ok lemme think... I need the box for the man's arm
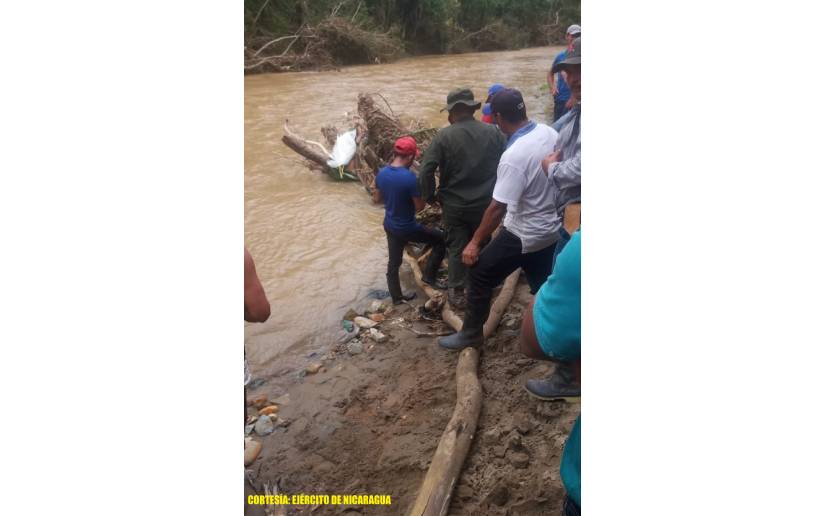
[547,69,558,97]
[371,172,384,204]
[548,54,562,96]
[244,248,270,323]
[461,199,507,266]
[547,147,581,190]
[417,137,442,204]
[413,196,426,212]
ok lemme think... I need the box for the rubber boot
[438,327,483,350]
[524,361,580,401]
[422,250,447,290]
[438,307,484,351]
[387,272,416,305]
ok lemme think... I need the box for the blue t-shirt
[561,416,581,507]
[552,50,572,102]
[375,165,421,233]
[533,230,580,360]
[533,230,581,507]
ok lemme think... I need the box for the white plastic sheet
[325,129,357,168]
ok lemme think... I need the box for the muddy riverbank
[244,277,579,515]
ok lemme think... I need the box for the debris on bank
[282,93,437,206]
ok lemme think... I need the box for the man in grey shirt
[545,36,581,219]
[525,36,582,401]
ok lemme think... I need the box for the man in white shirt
[440,89,564,351]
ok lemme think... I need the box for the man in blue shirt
[520,231,581,515]
[373,136,447,304]
[547,24,581,122]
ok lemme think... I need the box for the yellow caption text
[247,494,392,506]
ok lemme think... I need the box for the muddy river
[244,45,563,384]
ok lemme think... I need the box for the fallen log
[417,248,432,266]
[403,249,519,515]
[410,328,455,338]
[408,347,482,516]
[403,249,462,331]
[281,119,331,167]
[482,270,519,338]
[402,249,519,336]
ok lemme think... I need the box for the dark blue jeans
[385,226,446,291]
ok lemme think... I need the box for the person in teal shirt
[520,230,581,514]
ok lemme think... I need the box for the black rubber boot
[438,328,483,350]
[524,362,580,401]
[422,248,447,290]
[438,307,484,351]
[387,272,416,305]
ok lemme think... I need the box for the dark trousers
[554,99,570,123]
[442,205,487,289]
[386,226,446,298]
[563,495,580,516]
[463,228,557,332]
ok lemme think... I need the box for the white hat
[566,24,581,36]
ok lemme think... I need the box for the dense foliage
[244,0,580,72]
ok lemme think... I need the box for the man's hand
[462,240,481,266]
[551,85,559,97]
[542,151,562,175]
[565,96,575,109]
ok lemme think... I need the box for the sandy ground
[244,274,579,515]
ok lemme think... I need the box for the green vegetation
[244,0,580,73]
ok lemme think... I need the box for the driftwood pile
[245,16,404,74]
[282,93,437,191]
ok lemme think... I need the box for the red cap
[393,136,420,158]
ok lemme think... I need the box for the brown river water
[244,45,563,384]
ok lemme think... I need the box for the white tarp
[325,129,358,168]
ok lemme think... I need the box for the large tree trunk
[407,347,482,516]
[403,250,520,515]
[482,270,519,338]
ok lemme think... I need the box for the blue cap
[482,103,492,116]
[488,83,505,97]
